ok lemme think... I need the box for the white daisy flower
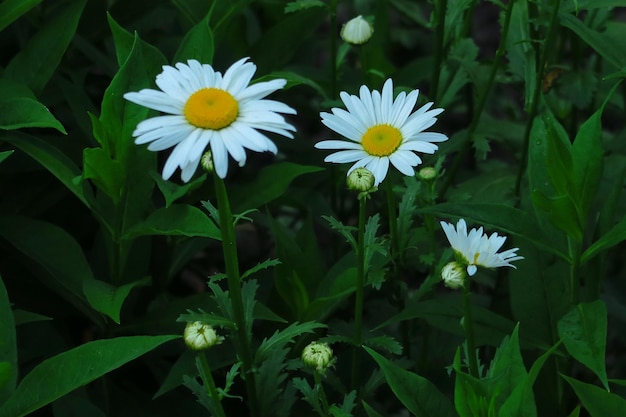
[124,58,296,181]
[440,219,523,276]
[315,79,447,186]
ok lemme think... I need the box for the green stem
[314,371,331,416]
[330,0,338,99]
[568,237,581,306]
[515,0,562,197]
[198,351,227,417]
[212,174,259,417]
[430,0,448,101]
[385,181,399,262]
[351,194,367,390]
[440,0,516,198]
[462,283,479,378]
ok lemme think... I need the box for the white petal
[315,140,362,150]
[325,150,367,163]
[210,136,229,178]
[124,90,184,114]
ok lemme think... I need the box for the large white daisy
[315,78,447,186]
[440,219,523,276]
[124,58,296,181]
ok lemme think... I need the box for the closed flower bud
[341,16,374,45]
[347,167,376,192]
[201,151,214,173]
[302,341,334,373]
[418,166,437,181]
[184,321,224,351]
[441,261,466,290]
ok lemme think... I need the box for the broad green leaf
[506,0,535,110]
[362,401,385,417]
[82,147,125,203]
[123,204,221,240]
[582,214,626,263]
[0,87,65,132]
[0,277,17,403]
[4,0,86,93]
[557,301,609,390]
[173,11,214,64]
[153,350,196,399]
[531,191,582,242]
[365,346,458,417]
[559,13,626,69]
[255,321,325,364]
[0,151,12,165]
[0,0,42,32]
[374,297,518,348]
[107,13,167,69]
[153,171,206,208]
[489,325,528,398]
[562,375,626,417]
[416,203,569,262]
[0,335,178,417]
[0,216,101,324]
[1,131,92,208]
[561,0,626,12]
[83,277,151,324]
[230,162,323,212]
[52,393,106,417]
[284,0,326,13]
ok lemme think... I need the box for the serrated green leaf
[0,0,42,32]
[293,377,325,416]
[241,259,281,280]
[83,277,151,324]
[365,346,458,417]
[0,335,178,417]
[124,204,221,240]
[176,309,235,329]
[255,321,326,364]
[562,375,626,417]
[4,0,86,93]
[364,335,403,355]
[558,301,609,391]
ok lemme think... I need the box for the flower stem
[314,371,331,416]
[212,174,259,417]
[198,351,227,417]
[462,283,479,378]
[351,193,367,390]
[430,0,448,101]
[568,237,581,306]
[329,0,338,99]
[515,0,561,197]
[440,0,515,198]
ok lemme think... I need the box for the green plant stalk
[515,0,562,197]
[430,0,448,101]
[213,174,259,417]
[351,193,367,390]
[440,0,516,198]
[330,0,338,99]
[198,351,227,417]
[462,283,480,378]
[568,237,581,306]
[314,371,331,416]
[385,181,399,263]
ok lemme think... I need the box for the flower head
[124,58,296,181]
[315,79,447,186]
[441,261,466,290]
[302,341,335,374]
[184,321,224,351]
[341,15,374,45]
[440,219,523,276]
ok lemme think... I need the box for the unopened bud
[341,16,374,45]
[184,321,224,351]
[302,341,334,373]
[441,261,466,290]
[418,166,437,181]
[347,167,375,192]
[201,151,214,173]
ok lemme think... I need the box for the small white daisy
[315,79,447,186]
[440,219,523,276]
[124,58,296,181]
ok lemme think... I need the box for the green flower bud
[341,16,374,45]
[347,167,376,192]
[201,151,214,173]
[184,321,224,351]
[302,341,334,373]
[441,261,466,290]
[418,166,437,181]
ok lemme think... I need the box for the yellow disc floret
[361,124,402,156]
[184,88,239,130]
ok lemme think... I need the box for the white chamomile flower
[124,58,296,181]
[440,219,523,276]
[315,79,447,186]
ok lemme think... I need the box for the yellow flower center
[361,124,402,156]
[184,88,239,130]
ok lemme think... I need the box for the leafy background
[1,0,626,416]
